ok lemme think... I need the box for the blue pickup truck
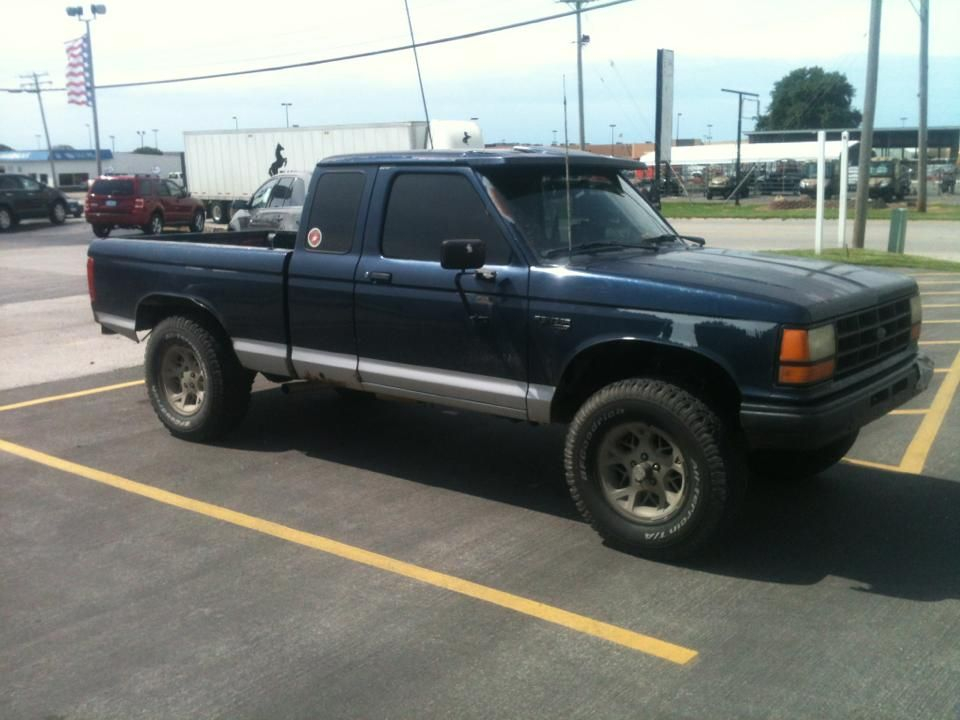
[87,148,933,558]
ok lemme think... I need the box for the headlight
[778,324,836,385]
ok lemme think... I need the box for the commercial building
[0,149,185,190]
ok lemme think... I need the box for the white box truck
[183,120,483,223]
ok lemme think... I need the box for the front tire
[189,208,205,232]
[564,379,743,559]
[50,201,67,225]
[145,315,253,441]
[0,207,13,232]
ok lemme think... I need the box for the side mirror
[441,239,486,270]
[232,199,250,211]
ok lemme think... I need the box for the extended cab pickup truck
[87,149,933,558]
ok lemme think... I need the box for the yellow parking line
[889,408,929,415]
[923,291,960,296]
[918,281,960,286]
[899,351,960,474]
[0,438,697,665]
[920,340,960,346]
[924,320,960,324]
[924,304,960,309]
[934,368,949,374]
[912,273,960,278]
[842,457,903,472]
[0,380,145,413]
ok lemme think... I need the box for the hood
[542,247,917,324]
[709,176,731,187]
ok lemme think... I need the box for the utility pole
[152,128,158,149]
[20,73,57,187]
[563,1,596,149]
[232,116,238,130]
[853,0,882,249]
[609,123,616,150]
[721,88,757,207]
[917,0,929,212]
[109,134,115,152]
[676,112,682,142]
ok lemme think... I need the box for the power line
[2,0,632,94]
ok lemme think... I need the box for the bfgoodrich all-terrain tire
[749,431,859,482]
[565,379,744,559]
[145,315,253,441]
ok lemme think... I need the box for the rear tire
[142,212,163,235]
[145,315,253,442]
[92,224,111,238]
[564,378,745,560]
[0,207,13,232]
[210,202,229,224]
[50,201,68,225]
[189,208,205,232]
[749,431,859,482]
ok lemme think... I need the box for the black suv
[0,174,73,232]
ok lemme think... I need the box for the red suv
[85,175,206,238]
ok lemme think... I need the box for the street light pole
[152,128,158,149]
[706,123,713,143]
[109,134,115,152]
[609,123,616,152]
[721,88,758,207]
[281,103,292,128]
[232,116,238,130]
[676,112,682,142]
[564,0,596,149]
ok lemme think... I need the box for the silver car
[228,172,310,232]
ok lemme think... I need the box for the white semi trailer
[183,120,484,223]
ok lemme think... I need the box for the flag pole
[84,20,103,177]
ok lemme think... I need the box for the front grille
[834,297,912,377]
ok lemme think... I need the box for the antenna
[563,75,573,262]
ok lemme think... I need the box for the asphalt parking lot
[2,219,960,719]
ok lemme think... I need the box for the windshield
[869,163,892,177]
[478,167,675,261]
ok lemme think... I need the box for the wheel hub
[597,422,687,523]
[160,344,205,416]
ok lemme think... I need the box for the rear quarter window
[91,179,134,196]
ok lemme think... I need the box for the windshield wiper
[643,233,706,247]
[542,241,651,259]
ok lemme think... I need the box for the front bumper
[740,353,934,450]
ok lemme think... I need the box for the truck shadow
[224,385,960,602]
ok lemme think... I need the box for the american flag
[65,35,92,107]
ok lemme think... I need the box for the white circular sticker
[306,227,322,248]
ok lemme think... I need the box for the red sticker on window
[306,227,322,248]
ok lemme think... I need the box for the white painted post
[815,130,826,255]
[838,130,849,248]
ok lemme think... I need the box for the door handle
[366,271,393,284]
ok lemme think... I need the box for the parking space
[3,273,960,718]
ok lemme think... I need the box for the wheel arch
[550,338,742,425]
[135,293,229,339]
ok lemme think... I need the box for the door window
[163,180,182,197]
[303,172,366,254]
[381,173,510,264]
[290,178,306,205]
[250,178,278,210]
[157,181,172,197]
[268,178,294,207]
[0,176,18,190]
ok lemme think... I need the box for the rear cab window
[303,172,367,254]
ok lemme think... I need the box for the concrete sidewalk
[671,218,960,261]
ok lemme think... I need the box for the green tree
[756,66,862,130]
[0,143,12,151]
[133,146,163,155]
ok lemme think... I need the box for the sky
[1,0,958,152]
